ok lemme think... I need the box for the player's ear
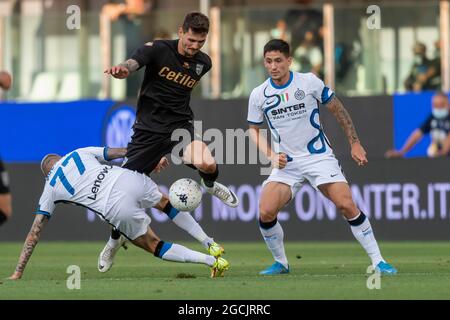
[287,56,293,67]
[177,26,184,38]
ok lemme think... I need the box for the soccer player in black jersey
[99,12,238,272]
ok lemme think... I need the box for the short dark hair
[182,12,209,34]
[264,39,290,57]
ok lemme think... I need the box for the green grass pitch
[1,241,450,299]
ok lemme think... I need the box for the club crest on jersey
[295,89,305,100]
[196,64,204,75]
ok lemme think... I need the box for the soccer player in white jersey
[248,39,396,275]
[8,147,229,280]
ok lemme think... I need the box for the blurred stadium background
[1,0,450,299]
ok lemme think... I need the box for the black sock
[162,201,179,219]
[154,240,165,257]
[347,211,367,226]
[199,164,219,187]
[259,218,278,230]
[185,163,197,170]
[0,210,7,226]
[111,227,121,240]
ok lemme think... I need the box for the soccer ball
[169,178,203,212]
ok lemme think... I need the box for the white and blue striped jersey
[35,147,125,217]
[247,71,335,159]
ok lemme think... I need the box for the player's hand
[104,65,130,79]
[271,153,288,169]
[384,149,404,159]
[153,157,169,173]
[351,142,368,166]
[7,271,22,280]
[102,4,124,21]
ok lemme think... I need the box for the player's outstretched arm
[104,59,140,79]
[106,147,127,160]
[385,129,423,158]
[8,214,49,280]
[326,96,368,166]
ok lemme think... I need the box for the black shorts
[0,159,10,194]
[123,121,198,175]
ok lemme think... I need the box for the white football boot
[201,179,239,208]
[98,235,127,273]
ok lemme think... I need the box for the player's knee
[259,204,278,222]
[335,198,356,215]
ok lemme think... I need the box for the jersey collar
[270,71,293,89]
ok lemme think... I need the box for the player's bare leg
[319,182,397,274]
[153,193,224,257]
[132,226,229,278]
[183,140,239,208]
[99,192,225,272]
[258,181,291,275]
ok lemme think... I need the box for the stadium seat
[57,72,81,101]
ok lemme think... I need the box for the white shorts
[262,154,347,198]
[104,170,162,240]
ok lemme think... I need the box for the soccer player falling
[8,147,229,280]
[247,39,397,275]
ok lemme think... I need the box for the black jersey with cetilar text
[131,39,212,133]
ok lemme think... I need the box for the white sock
[107,237,120,249]
[172,212,213,249]
[259,220,288,269]
[159,243,215,266]
[348,212,384,267]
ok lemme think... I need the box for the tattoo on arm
[15,214,49,274]
[118,59,139,73]
[326,96,360,145]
